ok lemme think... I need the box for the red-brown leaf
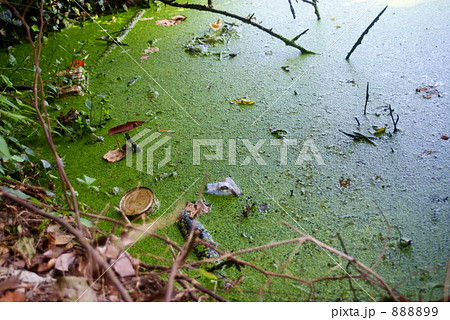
[107,121,145,135]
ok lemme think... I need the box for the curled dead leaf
[210,18,222,31]
[103,148,127,163]
[55,252,77,272]
[107,121,144,135]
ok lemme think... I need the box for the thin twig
[364,82,369,115]
[346,6,388,60]
[282,221,398,301]
[287,0,296,19]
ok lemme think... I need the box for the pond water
[7,0,449,301]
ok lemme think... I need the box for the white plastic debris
[206,177,242,197]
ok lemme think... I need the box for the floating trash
[119,187,159,216]
[206,177,242,197]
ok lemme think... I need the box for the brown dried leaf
[103,148,127,163]
[210,18,222,31]
[107,121,144,135]
[143,47,159,54]
[54,232,74,246]
[155,15,186,26]
[113,253,135,278]
[55,252,76,272]
[140,55,150,62]
[184,200,210,218]
[0,290,25,302]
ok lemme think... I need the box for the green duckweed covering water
[2,0,448,301]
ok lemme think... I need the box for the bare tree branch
[159,0,314,54]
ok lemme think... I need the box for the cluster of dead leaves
[184,200,210,218]
[0,186,171,301]
[416,85,441,99]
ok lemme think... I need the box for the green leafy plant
[76,174,99,192]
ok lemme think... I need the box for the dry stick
[336,233,359,300]
[302,0,321,20]
[345,5,388,60]
[388,104,399,132]
[282,221,398,301]
[175,274,227,302]
[3,0,82,230]
[292,29,309,42]
[0,187,133,302]
[159,0,314,54]
[364,82,369,115]
[288,0,296,19]
[164,226,198,301]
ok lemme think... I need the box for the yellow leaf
[210,18,222,31]
[232,98,254,105]
[374,127,386,134]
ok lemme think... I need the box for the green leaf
[80,217,93,228]
[196,268,219,280]
[1,74,13,87]
[0,109,28,123]
[0,135,11,159]
[11,155,24,163]
[31,24,39,32]
[83,174,96,185]
[0,95,19,110]
[2,186,29,199]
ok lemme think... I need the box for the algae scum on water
[3,0,449,301]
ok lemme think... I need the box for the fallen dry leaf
[47,232,74,247]
[107,121,144,135]
[0,290,25,302]
[232,98,254,105]
[210,18,222,31]
[113,253,135,278]
[144,47,159,54]
[155,15,186,26]
[103,148,127,163]
[140,55,150,62]
[55,252,76,272]
[184,200,210,218]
